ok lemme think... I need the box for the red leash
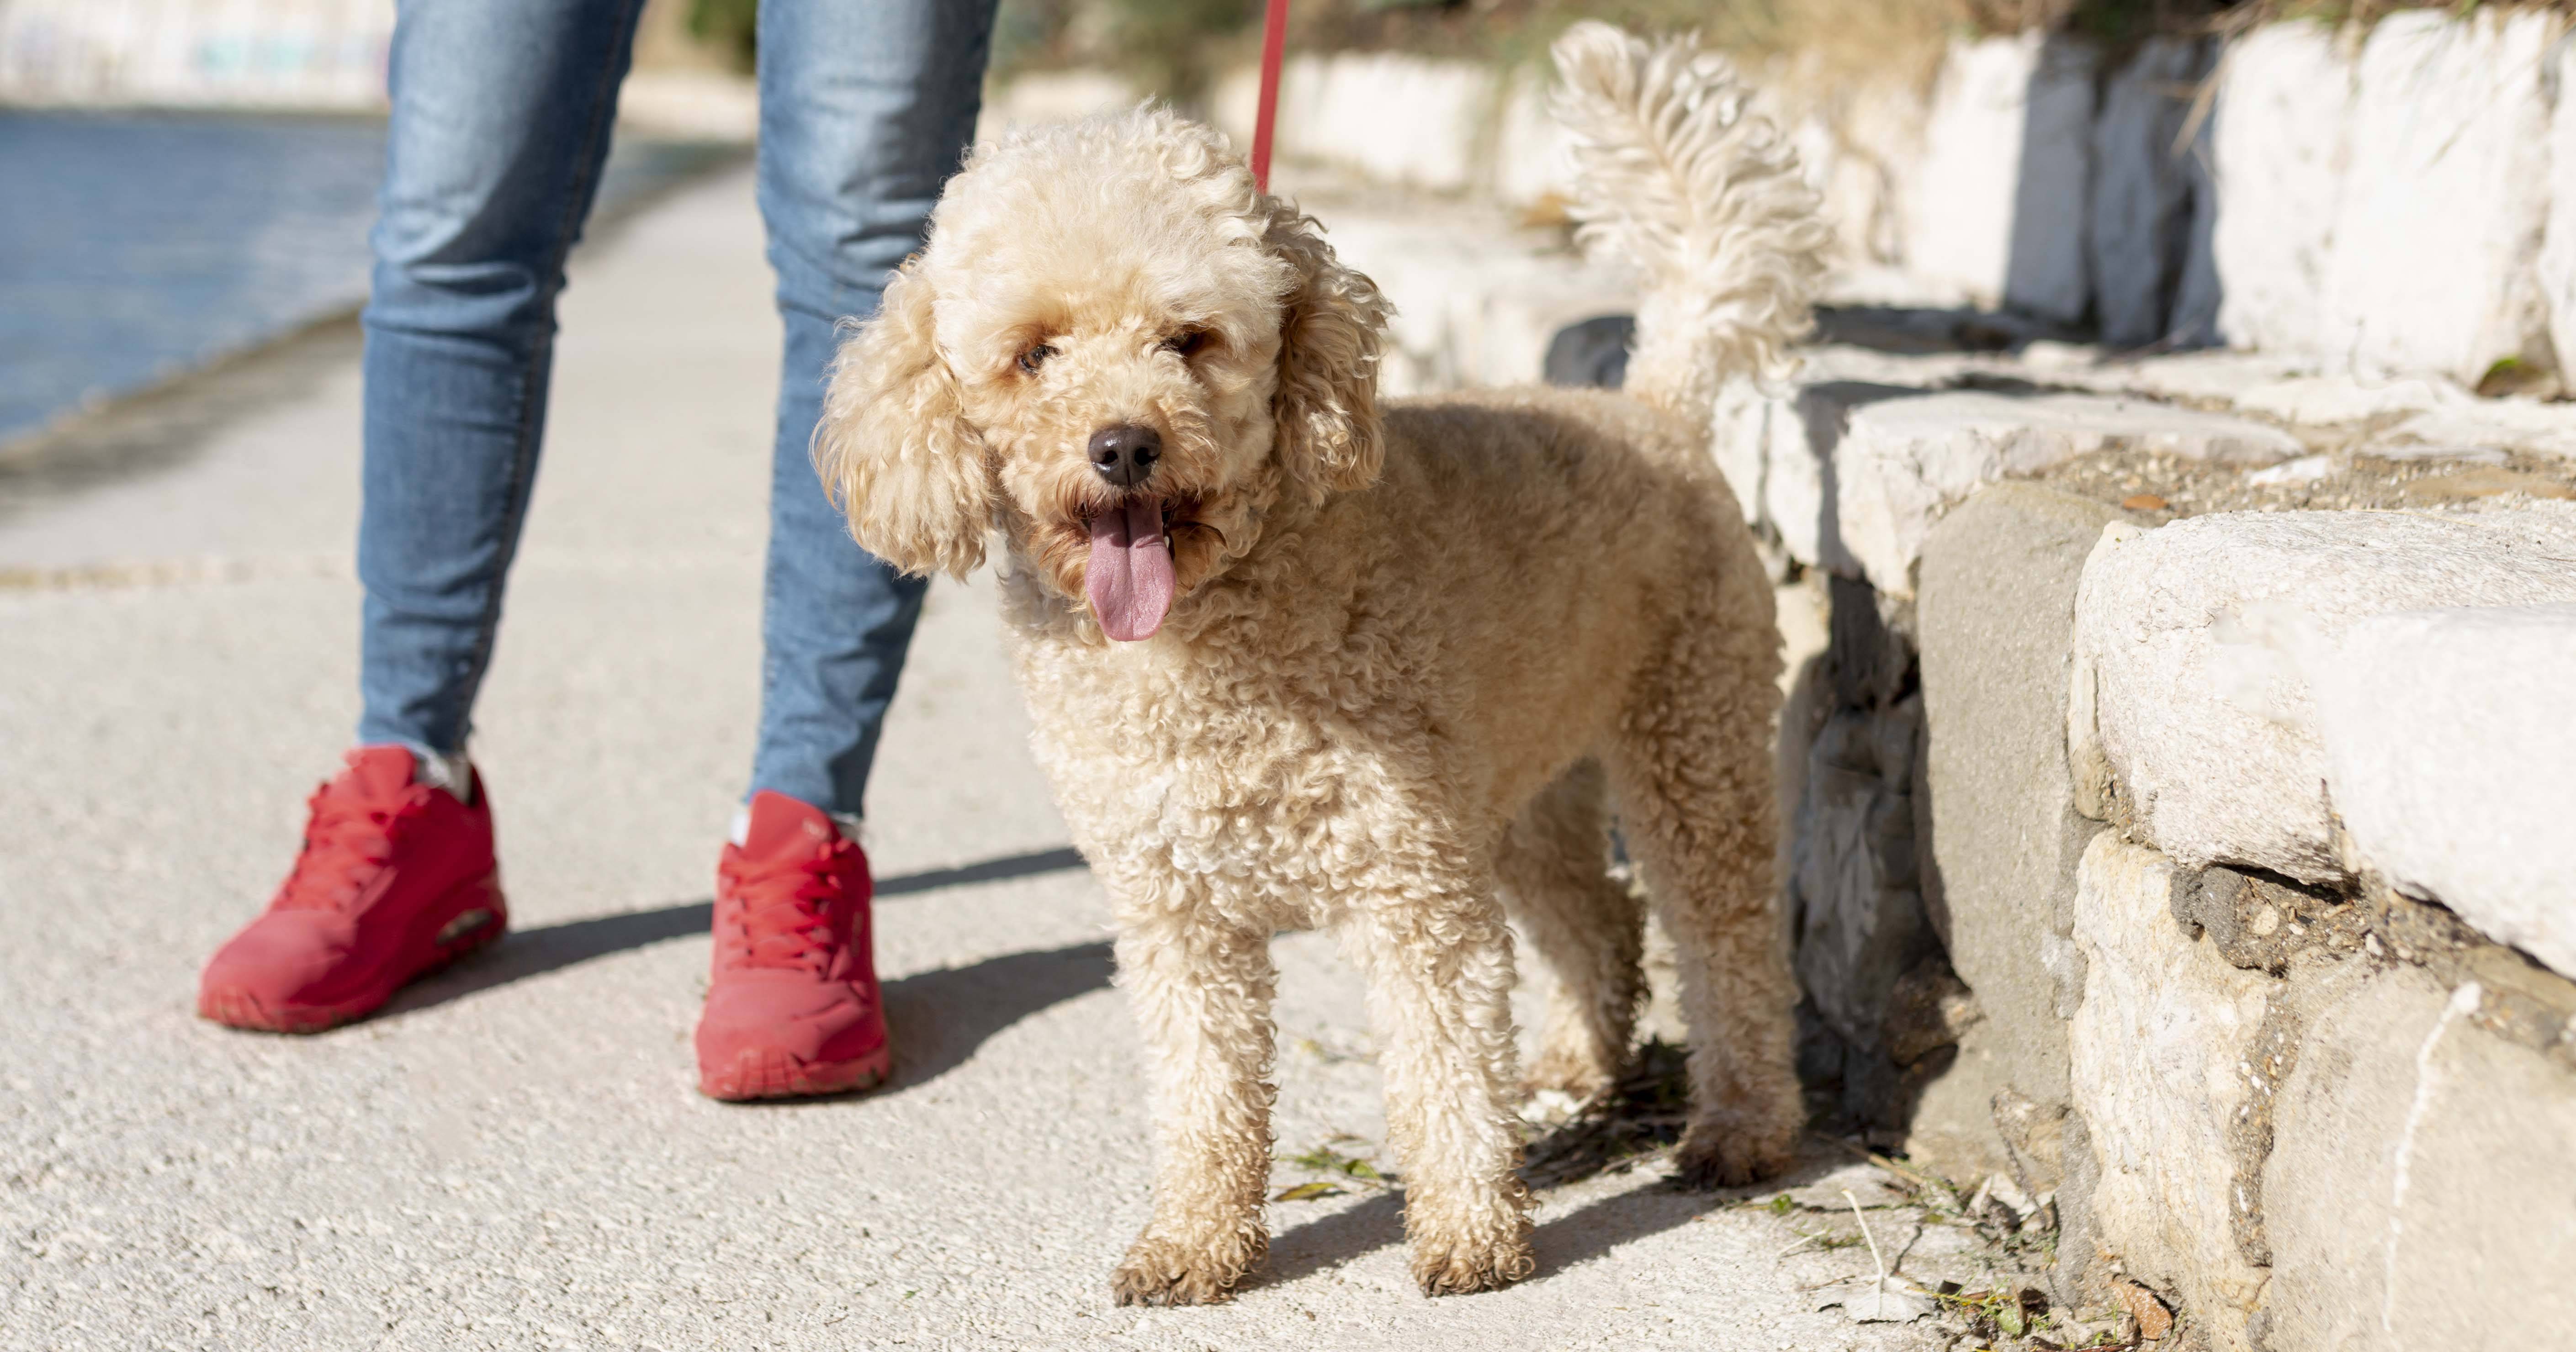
[1250,0,1290,192]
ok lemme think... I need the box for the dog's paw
[1110,1228,1265,1307]
[1408,1230,1536,1297]
[1672,1117,1797,1190]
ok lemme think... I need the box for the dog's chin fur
[819,22,1829,1307]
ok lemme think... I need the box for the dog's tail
[1549,22,1829,424]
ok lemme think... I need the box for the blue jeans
[354,0,995,818]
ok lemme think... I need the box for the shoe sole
[699,1041,894,1101]
[197,871,508,1034]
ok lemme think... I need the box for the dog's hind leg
[1338,871,1535,1294]
[1109,915,1278,1306]
[1496,759,1644,1103]
[1604,589,1803,1189]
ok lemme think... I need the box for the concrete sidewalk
[0,165,1951,1351]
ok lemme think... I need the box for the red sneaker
[695,791,891,1100]
[197,747,507,1033]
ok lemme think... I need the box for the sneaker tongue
[342,746,421,801]
[1085,499,1174,642]
[741,791,834,859]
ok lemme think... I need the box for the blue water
[0,110,734,445]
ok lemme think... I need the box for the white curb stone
[2319,10,2558,384]
[2228,373,2467,426]
[1752,389,2299,598]
[1904,33,2096,322]
[2069,505,2576,887]
[1322,213,1636,396]
[2068,834,2273,1352]
[1492,68,1574,207]
[1214,53,1499,196]
[1826,82,1936,275]
[1288,53,1495,195]
[2545,43,2576,389]
[2384,395,2576,463]
[2304,604,2576,977]
[2090,38,2213,348]
[2211,22,2352,356]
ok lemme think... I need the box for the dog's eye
[1161,330,1207,358]
[1017,343,1056,374]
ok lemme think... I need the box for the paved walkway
[0,164,1944,1351]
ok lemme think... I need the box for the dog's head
[816,109,1390,641]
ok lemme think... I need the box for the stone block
[1760,381,1889,578]
[1710,379,1770,528]
[2067,834,2274,1352]
[1823,81,1932,272]
[2229,372,2466,425]
[1283,52,1496,195]
[2094,349,2317,406]
[2069,506,2576,885]
[1916,484,2119,1117]
[2305,604,2576,977]
[1491,68,1573,206]
[2545,43,2576,392]
[1321,212,1635,395]
[2383,394,2576,463]
[2320,11,2558,383]
[1827,390,2298,598]
[2089,38,2216,349]
[1898,1022,2019,1184]
[2211,22,2353,355]
[1739,382,2299,596]
[1791,694,1933,1058]
[2261,963,2576,1351]
[2167,91,2223,350]
[1213,53,1497,195]
[1904,33,2096,323]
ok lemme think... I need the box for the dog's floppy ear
[1266,208,1393,502]
[813,261,992,578]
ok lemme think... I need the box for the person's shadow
[379,845,1109,1092]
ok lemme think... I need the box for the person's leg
[201,0,646,1035]
[357,0,647,760]
[744,0,998,820]
[694,0,995,1101]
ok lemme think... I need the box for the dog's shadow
[1254,1144,1859,1291]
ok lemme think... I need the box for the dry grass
[1516,1037,1694,1190]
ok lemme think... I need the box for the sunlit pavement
[0,164,1941,1351]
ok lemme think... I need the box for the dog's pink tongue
[1086,500,1174,642]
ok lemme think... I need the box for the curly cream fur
[818,33,1821,1304]
[1551,21,1830,421]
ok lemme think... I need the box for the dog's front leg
[1109,916,1277,1306]
[1342,891,1536,1295]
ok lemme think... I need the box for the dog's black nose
[1087,423,1162,488]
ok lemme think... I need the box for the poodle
[816,22,1829,1304]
